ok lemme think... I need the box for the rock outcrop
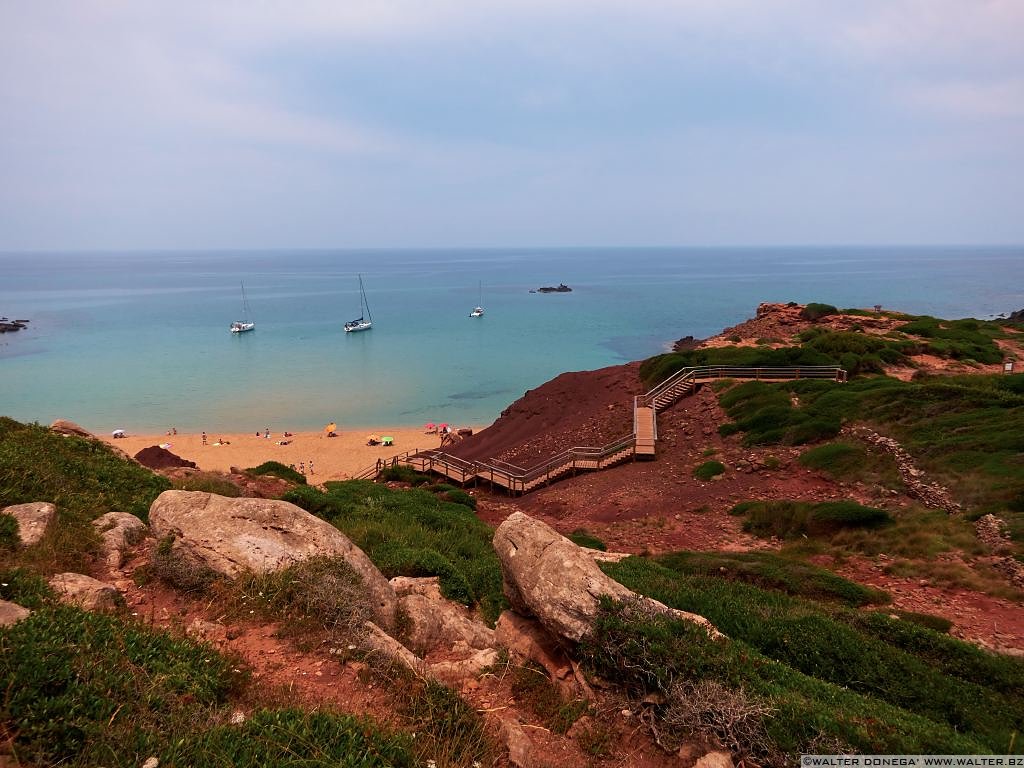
[92,512,148,568]
[493,512,721,643]
[135,446,197,471]
[50,419,94,439]
[149,491,397,629]
[0,600,31,627]
[2,502,56,546]
[49,573,121,612]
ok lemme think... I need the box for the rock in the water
[135,446,197,470]
[149,490,397,629]
[50,419,94,438]
[493,512,721,643]
[0,599,31,627]
[2,502,56,547]
[92,511,147,568]
[49,573,121,612]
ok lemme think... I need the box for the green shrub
[377,465,432,485]
[169,710,415,767]
[597,557,1024,756]
[0,513,19,550]
[440,488,477,510]
[171,472,242,497]
[511,663,588,734]
[885,609,954,634]
[148,535,220,594]
[0,567,54,609]
[693,460,726,480]
[0,417,170,524]
[568,529,607,551]
[655,551,888,607]
[800,302,838,320]
[246,460,306,485]
[799,442,865,475]
[285,482,505,623]
[737,500,892,539]
[0,606,240,766]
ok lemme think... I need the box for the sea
[1,246,1022,433]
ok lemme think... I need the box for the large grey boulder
[93,512,148,568]
[0,600,31,627]
[493,512,721,643]
[2,502,56,547]
[49,573,121,612]
[149,491,397,629]
[399,591,496,655]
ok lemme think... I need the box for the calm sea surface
[1,247,1022,432]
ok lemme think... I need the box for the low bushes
[594,557,1024,759]
[655,551,888,607]
[733,500,892,539]
[283,481,505,623]
[0,606,417,767]
[693,460,726,480]
[568,529,607,551]
[799,302,838,320]
[246,460,306,485]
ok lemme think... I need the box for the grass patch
[0,418,170,524]
[377,465,432,485]
[171,471,243,497]
[246,460,306,485]
[284,480,506,624]
[735,500,892,539]
[693,460,726,480]
[0,605,416,767]
[511,662,589,734]
[591,557,1024,759]
[568,529,607,551]
[655,551,889,607]
[0,513,18,550]
[800,302,838,320]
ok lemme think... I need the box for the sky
[1,1,1022,250]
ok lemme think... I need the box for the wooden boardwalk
[357,365,846,494]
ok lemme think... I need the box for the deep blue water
[1,246,1021,432]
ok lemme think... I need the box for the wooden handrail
[359,365,846,493]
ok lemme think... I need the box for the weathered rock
[694,751,734,768]
[399,593,496,655]
[92,511,147,568]
[362,621,428,676]
[495,610,573,683]
[50,419,94,438]
[494,512,721,643]
[149,490,397,629]
[500,718,535,768]
[135,446,197,470]
[428,648,500,685]
[0,599,31,627]
[2,502,56,546]
[186,618,228,646]
[49,573,121,612]
[390,575,444,600]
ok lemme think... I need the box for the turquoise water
[1,247,1022,432]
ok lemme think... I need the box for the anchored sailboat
[344,275,373,333]
[230,282,255,333]
[469,281,484,318]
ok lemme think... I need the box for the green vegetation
[246,460,307,485]
[585,557,1024,761]
[284,480,505,623]
[425,483,478,510]
[568,528,607,551]
[654,551,888,607]
[799,302,837,320]
[511,663,589,734]
[693,460,726,480]
[0,417,170,523]
[0,567,54,609]
[171,471,243,496]
[377,465,432,485]
[0,606,416,767]
[0,513,18,550]
[733,500,892,539]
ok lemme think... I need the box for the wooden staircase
[357,365,847,494]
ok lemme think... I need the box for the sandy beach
[100,426,476,483]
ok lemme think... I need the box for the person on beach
[308,460,314,475]
[202,432,207,445]
[265,427,270,439]
[299,461,305,475]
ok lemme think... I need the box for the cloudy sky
[1,1,1022,249]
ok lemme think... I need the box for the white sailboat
[469,281,484,318]
[344,274,373,333]
[230,282,255,333]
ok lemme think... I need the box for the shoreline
[100,426,478,483]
